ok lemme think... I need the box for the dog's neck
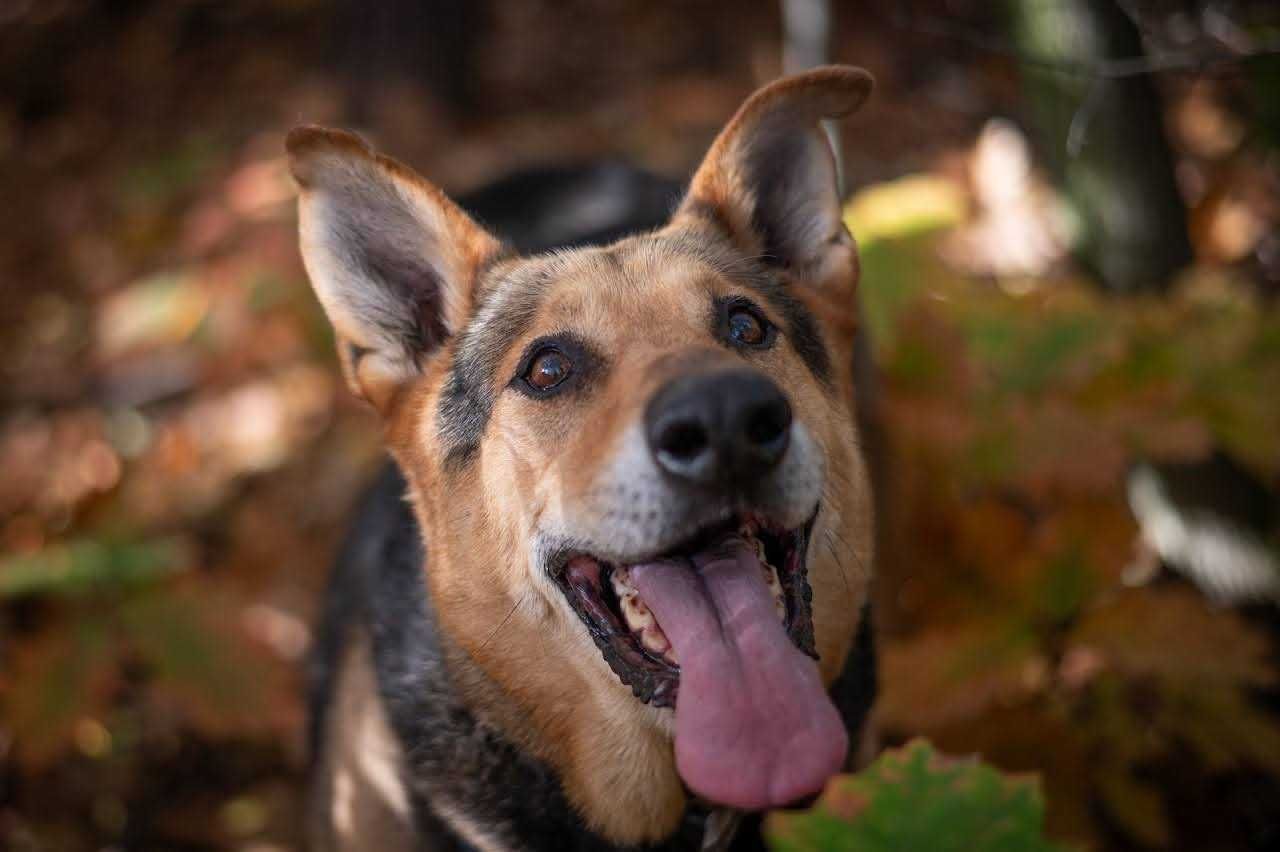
[361,502,726,851]
[435,624,750,852]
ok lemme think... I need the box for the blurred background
[1,1,1278,849]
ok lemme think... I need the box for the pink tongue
[630,539,847,809]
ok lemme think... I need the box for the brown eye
[525,348,572,391]
[728,306,768,346]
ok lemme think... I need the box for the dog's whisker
[823,530,852,599]
[478,591,529,653]
[829,527,872,582]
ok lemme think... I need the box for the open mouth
[552,512,818,709]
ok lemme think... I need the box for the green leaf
[0,537,184,600]
[766,740,1067,852]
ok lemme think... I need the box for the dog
[290,66,879,852]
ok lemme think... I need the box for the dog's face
[290,67,875,845]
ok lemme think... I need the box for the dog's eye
[727,306,769,347]
[524,348,573,391]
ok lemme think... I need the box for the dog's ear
[677,66,873,299]
[287,126,502,412]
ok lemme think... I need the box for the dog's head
[290,66,876,844]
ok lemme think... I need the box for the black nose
[646,368,792,488]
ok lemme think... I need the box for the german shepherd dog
[291,66,879,851]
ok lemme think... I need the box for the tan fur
[293,66,876,846]
[310,631,417,852]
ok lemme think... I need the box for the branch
[883,7,1280,80]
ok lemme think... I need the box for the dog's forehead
[481,233,716,303]
[436,228,833,469]
[538,241,721,323]
[467,233,732,356]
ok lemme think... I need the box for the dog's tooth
[640,625,669,655]
[764,564,786,623]
[762,560,780,592]
[640,625,678,664]
[610,567,635,599]
[619,593,653,631]
[608,566,681,665]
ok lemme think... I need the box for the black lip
[552,508,821,708]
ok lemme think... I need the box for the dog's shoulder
[308,462,417,761]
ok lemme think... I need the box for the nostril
[745,399,791,448]
[657,420,709,461]
[646,369,791,485]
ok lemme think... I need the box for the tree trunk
[1008,0,1193,294]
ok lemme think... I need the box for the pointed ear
[677,66,873,296]
[286,126,502,412]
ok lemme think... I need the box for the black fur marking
[461,162,681,256]
[745,276,833,389]
[437,268,552,470]
[437,363,491,471]
[829,602,878,746]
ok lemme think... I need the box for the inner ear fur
[287,126,502,412]
[677,66,873,301]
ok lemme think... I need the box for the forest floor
[2,3,1278,850]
